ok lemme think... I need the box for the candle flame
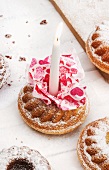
[55,22,63,40]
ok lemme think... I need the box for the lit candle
[49,22,63,96]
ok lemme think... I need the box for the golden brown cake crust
[18,84,89,135]
[86,22,109,74]
[77,117,109,170]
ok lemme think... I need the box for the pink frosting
[28,54,86,110]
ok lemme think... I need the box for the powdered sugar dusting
[0,146,51,170]
[0,55,10,89]
[77,117,109,170]
[18,87,89,134]
[88,21,109,65]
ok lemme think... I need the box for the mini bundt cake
[18,84,89,135]
[18,54,89,135]
[0,146,52,170]
[77,117,109,170]
[86,21,109,73]
[0,54,9,88]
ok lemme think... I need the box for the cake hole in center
[7,158,34,170]
[106,132,109,144]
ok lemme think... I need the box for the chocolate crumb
[0,15,3,17]
[5,55,12,59]
[19,57,26,61]
[28,35,30,37]
[26,21,28,23]
[21,141,23,143]
[12,41,15,44]
[40,19,48,25]
[48,137,51,140]
[5,34,12,38]
[7,83,11,86]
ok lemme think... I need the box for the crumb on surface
[7,83,11,86]
[5,55,12,59]
[40,19,48,25]
[48,137,51,140]
[12,41,15,44]
[5,34,12,38]
[19,57,26,61]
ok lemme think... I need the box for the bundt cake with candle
[86,21,109,73]
[0,146,52,170]
[0,54,9,88]
[77,117,109,170]
[18,52,89,135]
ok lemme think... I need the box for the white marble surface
[0,0,109,170]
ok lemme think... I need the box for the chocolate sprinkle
[19,57,26,62]
[5,56,12,59]
[40,19,48,25]
[5,34,12,38]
